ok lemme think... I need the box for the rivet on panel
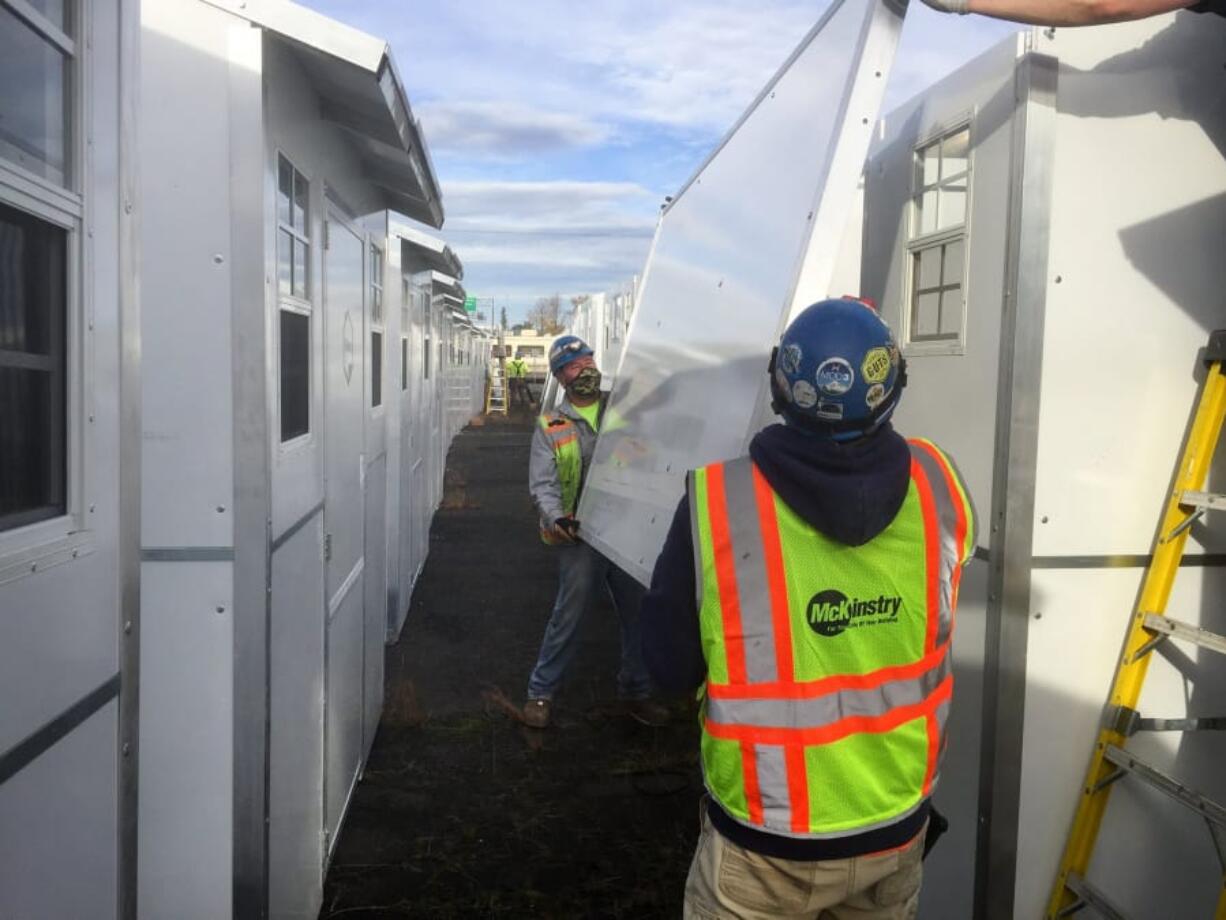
[90,504,96,513]
[216,606,226,615]
[1041,515,1049,524]
[217,505,226,513]
[1054,275,1063,284]
[213,254,225,265]
[124,621,133,634]
[1034,611,1043,620]
[122,743,131,757]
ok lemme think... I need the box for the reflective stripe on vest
[538,413,582,544]
[689,441,973,838]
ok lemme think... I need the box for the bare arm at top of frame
[919,0,1207,25]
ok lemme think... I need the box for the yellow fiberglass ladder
[485,354,508,415]
[1048,329,1226,920]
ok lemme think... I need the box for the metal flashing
[975,39,1058,920]
[389,216,463,278]
[0,673,121,787]
[271,500,324,554]
[141,546,235,562]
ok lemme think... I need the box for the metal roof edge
[199,0,386,72]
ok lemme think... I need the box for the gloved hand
[550,517,580,544]
[918,0,970,12]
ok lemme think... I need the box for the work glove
[917,0,970,12]
[551,517,580,544]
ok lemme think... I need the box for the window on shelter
[0,4,73,186]
[0,202,67,531]
[370,244,383,408]
[904,125,969,351]
[276,153,311,443]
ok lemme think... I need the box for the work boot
[522,699,551,728]
[626,699,669,727]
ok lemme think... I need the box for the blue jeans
[526,541,651,701]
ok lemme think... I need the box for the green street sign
[463,295,477,312]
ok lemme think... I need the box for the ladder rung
[1141,613,1226,658]
[1060,872,1129,920]
[1107,706,1226,736]
[1101,745,1226,828]
[1180,490,1226,512]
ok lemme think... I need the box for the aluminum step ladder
[485,356,508,415]
[1047,329,1226,920]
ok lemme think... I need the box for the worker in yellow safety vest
[506,354,529,407]
[523,335,667,729]
[640,297,976,918]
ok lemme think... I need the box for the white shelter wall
[1031,16,1226,559]
[140,0,236,549]
[1017,15,1226,919]
[264,33,384,540]
[861,36,1024,920]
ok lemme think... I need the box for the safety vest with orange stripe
[537,412,582,545]
[688,438,975,839]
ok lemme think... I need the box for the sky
[299,1,1020,326]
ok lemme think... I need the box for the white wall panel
[580,0,906,585]
[138,562,233,920]
[0,703,119,920]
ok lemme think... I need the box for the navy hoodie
[640,421,930,860]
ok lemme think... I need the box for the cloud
[417,101,611,156]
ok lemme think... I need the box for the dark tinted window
[401,337,408,391]
[0,202,66,530]
[280,309,309,441]
[371,331,382,408]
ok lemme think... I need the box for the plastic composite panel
[859,37,1023,920]
[325,584,365,845]
[1017,16,1226,919]
[268,521,325,920]
[138,562,234,920]
[1029,16,1226,561]
[1016,567,1226,920]
[140,0,236,550]
[0,702,119,919]
[578,0,906,586]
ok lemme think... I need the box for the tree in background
[500,306,508,331]
[527,294,565,334]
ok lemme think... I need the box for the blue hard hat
[769,297,905,438]
[548,335,593,375]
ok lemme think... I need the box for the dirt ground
[319,410,703,919]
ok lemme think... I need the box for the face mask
[567,367,602,398]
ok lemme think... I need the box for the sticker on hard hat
[791,380,817,409]
[775,368,793,402]
[865,383,886,409]
[815,400,843,420]
[861,347,892,384]
[780,343,803,375]
[815,358,854,396]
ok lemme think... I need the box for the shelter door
[322,207,367,844]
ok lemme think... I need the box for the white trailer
[0,2,140,918]
[861,15,1226,919]
[137,1,446,917]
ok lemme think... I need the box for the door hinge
[323,532,332,562]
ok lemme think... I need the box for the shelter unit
[0,2,140,918]
[566,281,638,387]
[860,15,1226,919]
[138,2,444,917]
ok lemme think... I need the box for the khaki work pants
[683,808,925,920]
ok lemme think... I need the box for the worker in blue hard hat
[640,297,977,918]
[522,334,667,729]
[918,0,1221,24]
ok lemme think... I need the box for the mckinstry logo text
[805,590,903,637]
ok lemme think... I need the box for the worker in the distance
[919,0,1222,24]
[507,353,528,407]
[523,335,667,729]
[641,298,976,918]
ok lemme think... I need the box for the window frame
[275,150,314,452]
[0,0,89,570]
[901,119,973,358]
